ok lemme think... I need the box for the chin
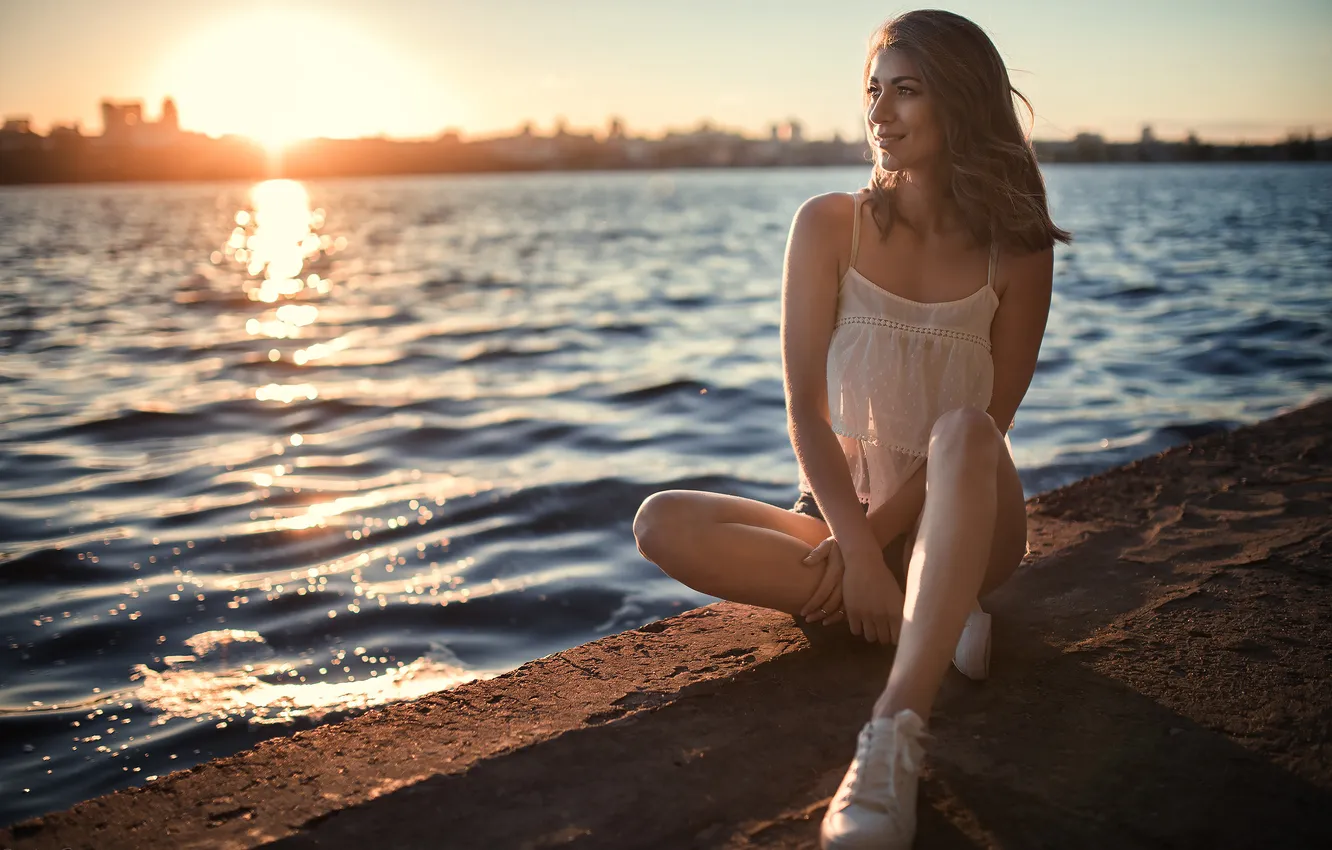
[876,144,938,175]
[876,150,909,172]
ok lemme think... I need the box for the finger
[847,612,863,637]
[800,569,838,619]
[877,615,896,645]
[803,545,844,620]
[804,589,839,623]
[809,556,841,623]
[818,582,844,626]
[881,612,902,646]
[820,588,841,628]
[861,618,879,645]
[801,538,831,565]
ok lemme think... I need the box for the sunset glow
[151,8,453,147]
[3,1,1328,144]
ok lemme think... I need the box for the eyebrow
[869,75,922,85]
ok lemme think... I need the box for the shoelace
[837,714,926,811]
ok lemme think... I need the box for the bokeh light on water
[0,176,524,819]
[109,181,491,735]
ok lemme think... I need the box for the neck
[885,162,957,235]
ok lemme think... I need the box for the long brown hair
[864,10,1071,250]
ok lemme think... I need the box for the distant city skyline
[9,93,1323,150]
[2,0,1330,146]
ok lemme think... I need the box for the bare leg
[634,491,839,616]
[820,407,1027,849]
[873,407,1027,721]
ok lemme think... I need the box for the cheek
[907,104,944,146]
[899,100,928,128]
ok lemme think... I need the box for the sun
[152,8,452,148]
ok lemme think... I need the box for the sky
[1,0,1329,145]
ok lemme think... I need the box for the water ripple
[1,164,1329,824]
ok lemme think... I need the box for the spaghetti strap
[849,192,864,268]
[986,241,999,290]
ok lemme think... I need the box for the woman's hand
[800,537,845,626]
[839,543,904,644]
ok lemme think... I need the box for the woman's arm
[987,246,1055,436]
[782,194,881,560]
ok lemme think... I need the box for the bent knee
[929,406,1000,458]
[633,490,692,562]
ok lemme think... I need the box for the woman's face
[864,48,944,172]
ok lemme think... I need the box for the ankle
[871,691,931,724]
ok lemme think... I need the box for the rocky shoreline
[5,399,1330,849]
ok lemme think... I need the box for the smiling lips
[874,134,904,146]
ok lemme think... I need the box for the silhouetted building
[768,120,805,144]
[1138,124,1164,161]
[45,123,84,151]
[0,117,40,152]
[3,93,1328,186]
[99,97,181,147]
[1075,132,1108,162]
[101,101,143,141]
[161,97,179,132]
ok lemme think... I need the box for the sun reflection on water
[130,630,485,726]
[224,180,337,301]
[223,179,343,407]
[116,181,493,732]
[17,180,498,770]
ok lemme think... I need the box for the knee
[633,490,689,563]
[929,406,1000,461]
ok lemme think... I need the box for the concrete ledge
[6,400,1332,849]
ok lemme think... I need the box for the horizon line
[5,112,1330,150]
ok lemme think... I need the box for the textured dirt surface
[4,399,1330,850]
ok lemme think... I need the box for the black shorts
[790,491,868,522]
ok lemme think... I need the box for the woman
[634,10,1067,849]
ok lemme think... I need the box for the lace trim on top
[830,423,928,456]
[833,315,992,353]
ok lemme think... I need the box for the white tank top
[800,192,1003,511]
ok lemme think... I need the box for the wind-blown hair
[864,10,1071,250]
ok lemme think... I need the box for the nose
[868,93,895,127]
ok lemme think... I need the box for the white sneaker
[820,708,927,850]
[952,604,991,681]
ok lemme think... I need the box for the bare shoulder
[994,244,1054,300]
[794,190,857,223]
[787,191,859,272]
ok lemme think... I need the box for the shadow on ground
[263,582,1332,849]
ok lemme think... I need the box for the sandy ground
[5,399,1330,849]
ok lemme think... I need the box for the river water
[1,164,1329,824]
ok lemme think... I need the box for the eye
[896,86,917,97]
[866,86,881,98]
